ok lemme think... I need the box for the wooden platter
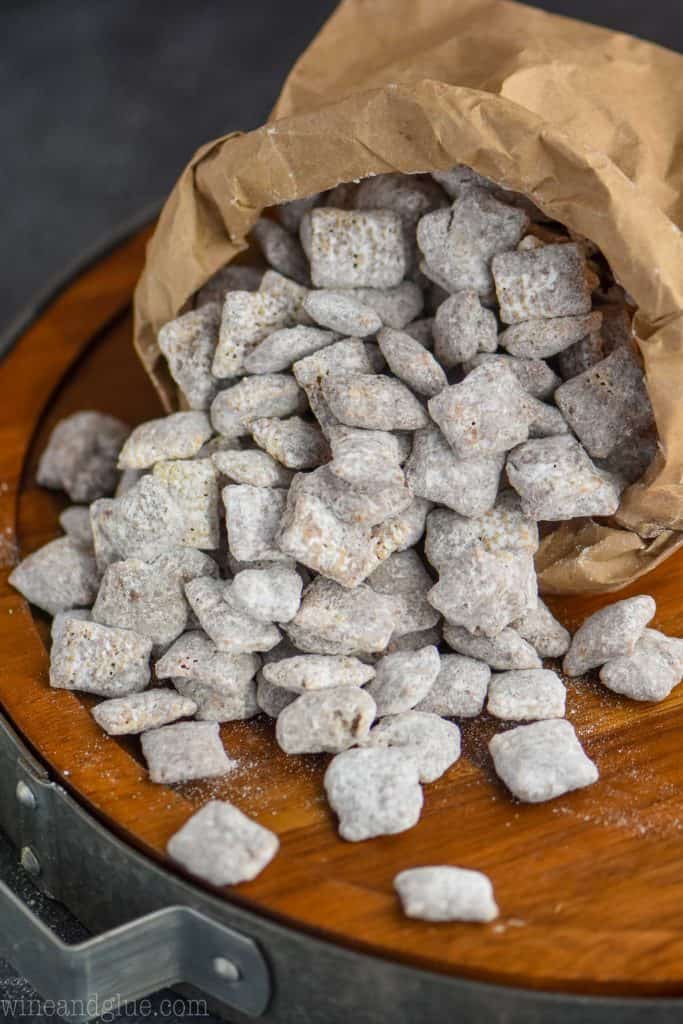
[2,226,683,1000]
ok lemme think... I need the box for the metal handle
[0,879,270,1022]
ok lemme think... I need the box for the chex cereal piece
[290,577,400,654]
[158,304,220,410]
[292,338,375,388]
[303,290,382,337]
[512,599,570,658]
[563,595,655,677]
[231,566,303,623]
[506,435,621,520]
[212,448,293,488]
[210,374,305,438]
[324,747,423,841]
[292,465,412,529]
[196,263,263,307]
[526,397,570,439]
[464,353,560,400]
[92,689,197,735]
[10,537,99,616]
[50,619,152,696]
[59,506,94,549]
[428,362,532,458]
[306,208,406,289]
[51,608,91,644]
[152,459,219,549]
[173,676,259,722]
[417,187,528,295]
[429,545,537,637]
[92,559,188,648]
[256,671,298,717]
[184,577,281,654]
[415,653,491,717]
[365,646,441,716]
[167,800,278,885]
[262,654,375,692]
[348,282,424,329]
[599,628,683,702]
[328,427,403,491]
[259,270,311,325]
[492,243,592,323]
[367,550,439,638]
[405,427,503,517]
[500,311,602,359]
[277,475,377,588]
[363,712,460,783]
[424,494,538,573]
[487,669,566,720]
[489,719,598,802]
[444,625,541,670]
[251,217,309,285]
[355,172,448,270]
[376,327,447,398]
[223,484,288,562]
[433,290,498,366]
[212,291,294,377]
[155,630,260,688]
[141,721,235,784]
[250,416,328,470]
[118,412,211,469]
[106,475,185,561]
[431,164,495,197]
[276,686,376,754]
[554,346,654,459]
[322,372,429,431]
[37,411,129,503]
[244,326,336,374]
[394,866,498,923]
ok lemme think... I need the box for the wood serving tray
[2,225,683,1000]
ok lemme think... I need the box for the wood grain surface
[2,228,683,997]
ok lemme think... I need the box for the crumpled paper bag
[133,0,683,595]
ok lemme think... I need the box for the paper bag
[133,0,683,594]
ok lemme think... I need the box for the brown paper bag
[133,0,683,595]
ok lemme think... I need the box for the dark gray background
[1,1,682,1021]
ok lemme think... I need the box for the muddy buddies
[10,165,680,923]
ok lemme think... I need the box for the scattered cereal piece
[50,619,152,696]
[59,506,94,549]
[322,372,429,431]
[251,217,309,285]
[212,448,293,489]
[512,599,570,658]
[506,435,621,520]
[563,595,656,677]
[324,747,423,841]
[262,654,374,692]
[433,290,498,366]
[376,327,447,397]
[155,630,260,689]
[141,721,235,784]
[307,208,406,289]
[118,412,211,469]
[487,668,566,720]
[244,326,336,374]
[250,416,328,470]
[10,537,99,616]
[173,675,259,722]
[223,484,288,562]
[304,290,382,337]
[231,566,303,623]
[492,243,592,323]
[37,411,129,503]
[394,866,498,923]
[276,686,376,754]
[290,577,400,654]
[92,689,197,735]
[167,800,278,885]
[363,711,460,782]
[428,362,532,458]
[599,628,683,702]
[365,646,441,716]
[415,654,491,717]
[92,558,189,648]
[405,427,503,517]
[210,374,305,438]
[213,291,294,377]
[184,577,281,654]
[489,719,598,802]
[444,624,541,670]
[158,304,220,410]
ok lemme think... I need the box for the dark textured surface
[0,1,681,1021]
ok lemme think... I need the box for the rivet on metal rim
[212,956,242,982]
[20,846,41,878]
[16,781,36,809]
